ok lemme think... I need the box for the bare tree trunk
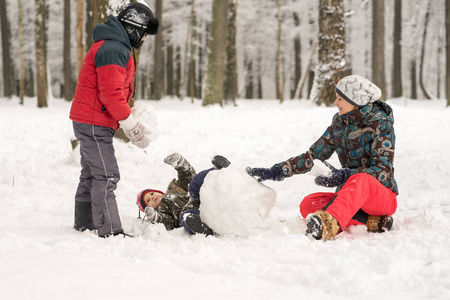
[64,0,73,101]
[244,54,253,99]
[153,0,164,100]
[180,0,196,100]
[76,0,85,73]
[314,0,346,106]
[411,60,417,99]
[196,21,204,100]
[291,11,301,99]
[391,0,403,98]
[296,38,317,99]
[257,53,263,99]
[202,0,228,106]
[166,43,174,96]
[372,0,386,101]
[276,0,284,103]
[187,6,196,102]
[419,0,433,100]
[224,0,238,105]
[0,0,13,97]
[19,0,25,104]
[85,0,94,51]
[446,0,450,106]
[35,0,48,108]
[93,0,109,27]
[175,46,181,98]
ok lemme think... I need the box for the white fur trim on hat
[335,75,382,108]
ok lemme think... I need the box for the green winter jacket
[274,101,398,195]
[154,163,198,230]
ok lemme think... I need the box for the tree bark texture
[76,0,85,73]
[35,0,48,108]
[372,0,386,101]
[63,0,72,101]
[19,0,25,104]
[0,0,13,97]
[391,0,402,98]
[153,0,164,100]
[224,0,238,105]
[447,0,450,106]
[93,0,109,28]
[314,0,346,106]
[291,12,301,99]
[419,0,432,100]
[276,0,284,103]
[202,0,228,106]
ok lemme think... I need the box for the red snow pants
[299,173,397,229]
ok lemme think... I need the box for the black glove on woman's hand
[246,166,284,182]
[315,161,350,187]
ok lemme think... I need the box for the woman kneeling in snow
[136,153,230,236]
[247,75,398,241]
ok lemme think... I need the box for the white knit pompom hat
[335,75,382,108]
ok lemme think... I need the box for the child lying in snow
[136,153,230,236]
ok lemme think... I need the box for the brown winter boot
[366,215,394,233]
[306,210,340,241]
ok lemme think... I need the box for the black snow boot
[74,201,94,232]
[185,214,214,236]
[212,155,231,170]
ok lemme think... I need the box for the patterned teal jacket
[274,101,398,194]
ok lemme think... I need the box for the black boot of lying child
[212,155,231,170]
[185,214,214,236]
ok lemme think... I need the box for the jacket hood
[92,15,131,49]
[361,101,394,125]
[335,101,394,126]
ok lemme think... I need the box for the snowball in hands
[119,113,151,149]
[200,166,276,237]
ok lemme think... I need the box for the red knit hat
[136,189,164,212]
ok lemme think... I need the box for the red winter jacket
[70,15,134,130]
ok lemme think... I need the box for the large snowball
[199,166,276,237]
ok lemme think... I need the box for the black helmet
[118,3,159,49]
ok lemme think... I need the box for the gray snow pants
[73,121,122,236]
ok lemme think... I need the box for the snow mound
[199,166,276,237]
[131,101,159,142]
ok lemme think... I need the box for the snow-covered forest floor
[1,97,449,299]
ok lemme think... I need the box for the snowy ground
[1,96,449,300]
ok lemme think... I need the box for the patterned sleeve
[273,125,336,178]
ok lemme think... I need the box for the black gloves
[246,166,284,182]
[315,161,350,187]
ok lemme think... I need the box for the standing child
[70,3,159,238]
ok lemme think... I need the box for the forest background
[0,0,449,107]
